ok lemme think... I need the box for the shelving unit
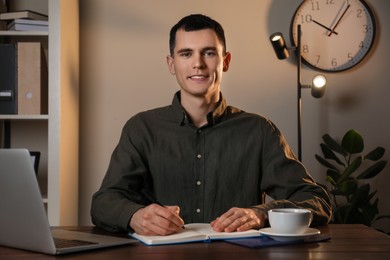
[0,0,79,226]
[0,30,48,36]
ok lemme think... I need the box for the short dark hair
[169,14,226,57]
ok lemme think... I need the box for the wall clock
[290,0,376,72]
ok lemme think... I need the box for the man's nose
[193,54,206,69]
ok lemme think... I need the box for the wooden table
[0,224,389,259]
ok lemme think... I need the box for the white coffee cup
[268,208,312,234]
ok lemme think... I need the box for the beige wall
[79,0,390,231]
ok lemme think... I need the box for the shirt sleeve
[252,119,332,226]
[90,118,148,233]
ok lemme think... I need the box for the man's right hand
[129,204,185,235]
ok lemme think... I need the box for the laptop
[0,149,136,255]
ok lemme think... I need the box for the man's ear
[223,52,231,72]
[166,55,176,75]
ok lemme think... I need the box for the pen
[141,188,185,229]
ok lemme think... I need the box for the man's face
[167,29,231,99]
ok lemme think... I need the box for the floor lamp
[270,25,326,162]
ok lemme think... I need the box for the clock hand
[328,3,350,36]
[312,19,338,35]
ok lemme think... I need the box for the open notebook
[0,149,135,255]
[130,223,261,245]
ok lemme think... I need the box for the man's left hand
[210,207,267,232]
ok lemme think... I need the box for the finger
[235,210,265,232]
[212,208,263,232]
[210,217,219,227]
[212,208,244,232]
[133,204,183,235]
[157,205,185,227]
[223,215,249,232]
[130,207,164,235]
[236,220,258,232]
[145,220,182,236]
[165,205,180,216]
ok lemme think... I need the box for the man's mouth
[188,75,208,79]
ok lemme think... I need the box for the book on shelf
[0,10,48,21]
[17,42,48,115]
[0,2,6,30]
[129,223,261,246]
[7,19,48,31]
[0,42,48,115]
[0,44,17,114]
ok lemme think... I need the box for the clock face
[291,0,376,72]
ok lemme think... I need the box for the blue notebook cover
[225,233,331,248]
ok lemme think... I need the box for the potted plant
[315,129,389,231]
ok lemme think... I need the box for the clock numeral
[363,24,369,33]
[325,0,335,5]
[299,14,312,24]
[311,1,320,11]
[315,55,320,65]
[331,58,338,67]
[359,41,365,49]
[302,44,309,53]
[357,8,363,18]
[347,53,354,62]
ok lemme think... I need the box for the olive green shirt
[91,92,332,232]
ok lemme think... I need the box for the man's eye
[179,52,191,57]
[204,51,216,56]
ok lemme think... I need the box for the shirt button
[196,209,201,213]
[197,129,202,134]
[196,181,201,186]
[197,154,202,159]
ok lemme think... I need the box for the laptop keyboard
[54,237,98,248]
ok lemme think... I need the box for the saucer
[259,227,321,242]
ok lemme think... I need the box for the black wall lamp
[270,25,326,161]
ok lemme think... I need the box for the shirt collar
[171,91,227,127]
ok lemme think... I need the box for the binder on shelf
[0,2,6,30]
[7,19,49,31]
[0,44,17,114]
[0,10,48,21]
[17,42,48,115]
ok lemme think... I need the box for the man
[91,14,332,235]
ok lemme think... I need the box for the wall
[79,0,390,231]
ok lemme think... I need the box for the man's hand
[129,204,184,236]
[210,207,267,232]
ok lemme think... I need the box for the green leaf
[365,191,378,205]
[357,160,387,179]
[375,215,390,221]
[327,169,341,183]
[338,156,363,183]
[341,129,364,154]
[356,189,377,206]
[334,204,352,223]
[351,183,370,203]
[326,175,337,187]
[331,178,355,196]
[320,143,345,166]
[322,134,347,156]
[365,147,385,161]
[338,179,358,196]
[360,199,379,225]
[315,154,338,170]
[348,184,371,223]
